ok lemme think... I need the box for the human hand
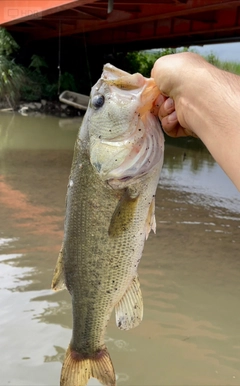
[152,52,240,191]
[152,52,209,138]
[155,94,197,138]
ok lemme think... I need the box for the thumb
[151,54,177,97]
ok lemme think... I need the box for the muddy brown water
[0,112,240,386]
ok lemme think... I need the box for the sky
[190,42,240,62]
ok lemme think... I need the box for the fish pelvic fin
[60,345,116,386]
[51,245,66,291]
[115,276,143,330]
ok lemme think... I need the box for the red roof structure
[1,0,240,50]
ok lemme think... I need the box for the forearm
[179,67,240,190]
[152,52,240,190]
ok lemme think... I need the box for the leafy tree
[0,28,25,107]
[125,48,189,77]
[29,54,48,72]
[59,72,77,92]
[22,54,78,101]
[0,28,19,56]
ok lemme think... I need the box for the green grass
[203,52,240,75]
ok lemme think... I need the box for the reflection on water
[0,112,240,386]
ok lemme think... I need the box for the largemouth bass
[52,64,164,386]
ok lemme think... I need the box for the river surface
[0,112,240,386]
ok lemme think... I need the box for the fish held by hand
[52,64,164,386]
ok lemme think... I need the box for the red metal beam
[24,0,240,41]
[1,0,240,49]
[0,0,96,25]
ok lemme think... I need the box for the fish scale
[51,63,164,386]
[64,148,132,351]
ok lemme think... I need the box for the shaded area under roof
[1,0,240,50]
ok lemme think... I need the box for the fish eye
[91,94,105,109]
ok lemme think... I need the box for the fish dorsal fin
[115,276,143,330]
[51,245,66,291]
[145,197,156,240]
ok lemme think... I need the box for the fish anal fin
[60,345,116,386]
[51,245,66,291]
[115,276,143,330]
[145,197,156,240]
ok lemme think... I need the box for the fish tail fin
[60,345,116,386]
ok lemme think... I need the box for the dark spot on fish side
[118,321,122,328]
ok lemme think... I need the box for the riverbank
[0,99,82,118]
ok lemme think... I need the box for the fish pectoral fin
[51,245,66,291]
[145,197,156,240]
[108,189,139,238]
[115,276,143,330]
[60,345,116,386]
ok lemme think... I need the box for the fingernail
[168,111,177,122]
[164,98,174,110]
